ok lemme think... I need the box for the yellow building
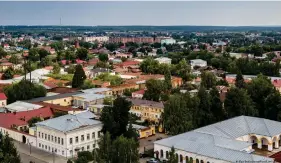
[132,124,155,139]
[127,98,164,123]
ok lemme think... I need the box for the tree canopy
[72,64,86,88]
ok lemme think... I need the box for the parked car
[160,158,168,162]
[147,158,158,163]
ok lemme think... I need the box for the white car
[147,158,159,163]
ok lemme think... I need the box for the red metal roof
[0,93,7,100]
[132,89,145,95]
[0,106,53,129]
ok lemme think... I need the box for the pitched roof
[132,89,145,95]
[36,114,101,133]
[25,91,82,103]
[0,106,53,129]
[127,98,164,109]
[0,93,7,100]
[5,101,43,112]
[32,102,81,112]
[155,116,280,162]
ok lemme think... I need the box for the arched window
[180,155,183,163]
[160,149,163,158]
[166,151,169,159]
[196,159,199,163]
[207,162,210,163]
[190,157,193,163]
[201,160,204,163]
[186,156,189,162]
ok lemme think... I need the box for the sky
[0,1,281,26]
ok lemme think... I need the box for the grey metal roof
[36,114,102,133]
[81,88,111,94]
[74,111,97,119]
[25,92,83,103]
[6,101,43,112]
[154,116,277,162]
[72,93,107,102]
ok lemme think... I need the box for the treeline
[163,73,281,135]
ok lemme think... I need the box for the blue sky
[0,1,281,26]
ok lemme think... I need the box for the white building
[35,112,102,158]
[83,36,109,43]
[154,116,279,163]
[161,38,176,45]
[155,57,172,65]
[190,59,207,69]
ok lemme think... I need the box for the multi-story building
[83,36,109,43]
[127,98,164,123]
[35,112,102,158]
[109,37,163,44]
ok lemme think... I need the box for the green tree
[98,53,109,62]
[164,69,172,91]
[167,147,178,163]
[209,87,225,122]
[216,79,229,86]
[246,75,275,117]
[200,71,217,89]
[0,133,21,163]
[95,132,112,163]
[140,57,160,74]
[80,80,95,89]
[72,64,86,88]
[225,87,257,118]
[4,80,47,104]
[52,63,61,74]
[40,57,52,67]
[66,64,76,74]
[96,73,123,86]
[9,54,19,64]
[0,47,8,58]
[38,49,49,60]
[2,67,14,79]
[174,59,191,81]
[264,90,281,121]
[196,87,212,127]
[111,135,139,163]
[76,48,88,60]
[100,97,132,140]
[235,71,246,89]
[28,48,39,61]
[27,117,42,127]
[143,79,164,101]
[163,94,194,135]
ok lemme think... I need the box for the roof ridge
[242,116,252,135]
[263,118,272,136]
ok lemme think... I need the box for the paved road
[13,141,68,163]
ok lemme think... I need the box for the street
[13,141,68,163]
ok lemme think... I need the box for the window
[87,145,90,150]
[87,134,90,140]
[70,138,73,144]
[82,147,84,151]
[48,135,50,141]
[51,136,53,141]
[45,134,47,139]
[39,143,41,147]
[41,133,44,138]
[98,131,101,138]
[49,146,50,151]
[92,132,95,139]
[61,138,64,145]
[38,132,41,138]
[62,151,64,155]
[64,99,66,102]
[70,150,73,155]
[45,145,47,150]
[55,137,57,143]
[75,136,78,143]
[81,135,84,141]
[58,137,60,144]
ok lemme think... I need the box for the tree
[38,49,49,60]
[111,135,139,163]
[140,57,160,74]
[9,54,19,64]
[0,133,21,163]
[200,71,216,89]
[224,87,257,118]
[66,64,76,74]
[72,64,86,88]
[2,67,14,80]
[235,71,246,89]
[27,117,42,127]
[264,90,281,121]
[96,73,123,86]
[0,47,8,58]
[225,46,232,53]
[163,94,194,135]
[28,48,39,61]
[95,132,112,163]
[216,79,229,86]
[98,54,109,62]
[40,57,52,67]
[100,97,132,140]
[173,59,191,81]
[52,63,61,74]
[164,69,172,91]
[167,147,178,163]
[143,79,164,101]
[80,80,95,89]
[4,80,47,104]
[209,87,225,122]
[246,75,275,117]
[76,48,88,60]
[196,87,212,127]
